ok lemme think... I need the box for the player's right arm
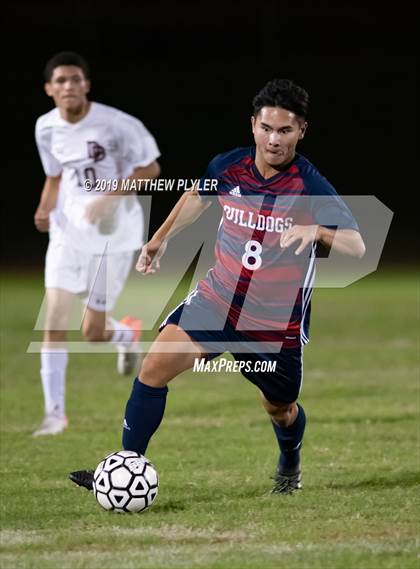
[136,186,210,274]
[34,175,61,232]
[34,115,63,232]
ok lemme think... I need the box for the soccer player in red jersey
[71,79,365,494]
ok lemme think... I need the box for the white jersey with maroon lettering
[35,102,160,253]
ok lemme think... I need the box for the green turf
[0,270,419,568]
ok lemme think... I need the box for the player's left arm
[85,112,161,224]
[104,160,161,194]
[131,161,161,185]
[281,171,366,258]
[84,160,160,223]
[280,225,366,258]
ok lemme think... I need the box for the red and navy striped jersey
[198,146,358,347]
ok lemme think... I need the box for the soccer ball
[93,450,159,513]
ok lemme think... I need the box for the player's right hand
[136,238,167,274]
[34,207,50,232]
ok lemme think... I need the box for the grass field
[0,270,419,568]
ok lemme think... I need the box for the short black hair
[252,79,309,119]
[44,51,90,82]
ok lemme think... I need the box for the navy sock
[122,378,168,455]
[272,403,306,474]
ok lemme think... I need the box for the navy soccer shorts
[160,290,303,403]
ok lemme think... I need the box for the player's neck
[255,150,296,179]
[58,100,91,124]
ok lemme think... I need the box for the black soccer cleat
[270,469,302,495]
[69,469,94,491]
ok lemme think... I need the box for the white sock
[40,349,68,417]
[108,317,135,345]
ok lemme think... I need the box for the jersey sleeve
[115,114,160,176]
[35,120,62,177]
[306,172,359,231]
[198,154,222,201]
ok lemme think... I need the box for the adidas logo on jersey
[229,186,242,197]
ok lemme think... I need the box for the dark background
[3,1,418,266]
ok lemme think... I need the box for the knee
[46,305,68,331]
[139,353,171,387]
[261,393,295,427]
[82,322,105,342]
[139,353,155,378]
[271,408,293,428]
[44,330,66,343]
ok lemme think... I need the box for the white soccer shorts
[45,239,135,312]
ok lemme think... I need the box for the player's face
[45,66,90,111]
[251,107,307,169]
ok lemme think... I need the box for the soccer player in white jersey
[33,52,161,436]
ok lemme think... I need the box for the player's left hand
[280,224,320,255]
[84,197,118,224]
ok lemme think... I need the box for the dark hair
[252,79,309,119]
[44,51,90,82]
